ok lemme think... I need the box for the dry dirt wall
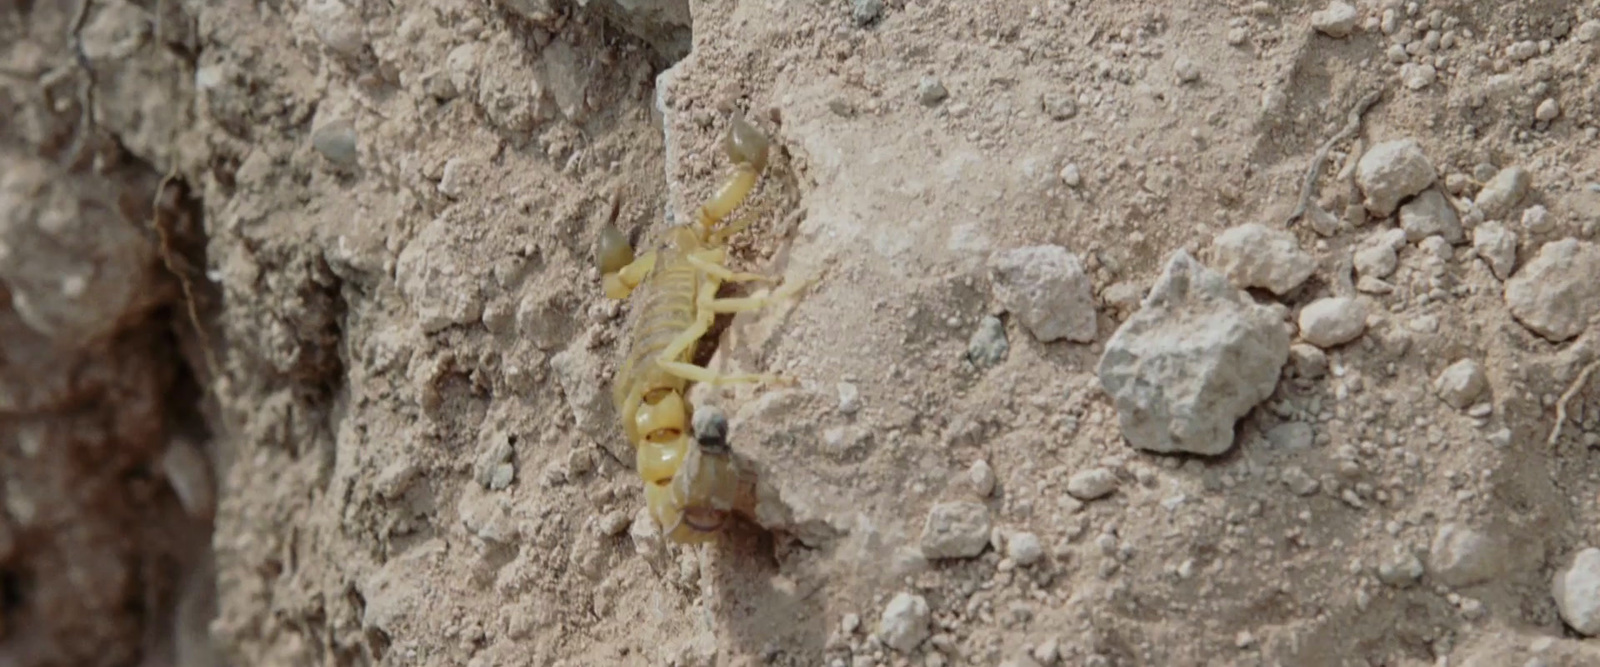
[4,0,1600,666]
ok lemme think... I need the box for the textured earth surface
[4,0,1600,666]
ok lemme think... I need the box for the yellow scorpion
[596,113,808,543]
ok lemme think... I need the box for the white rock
[988,246,1097,343]
[1357,139,1437,218]
[1006,532,1044,566]
[1472,221,1517,280]
[1211,223,1316,295]
[1429,523,1504,587]
[1433,359,1487,409]
[1298,297,1368,348]
[1097,250,1289,455]
[1174,57,1201,83]
[1553,547,1600,636]
[1310,1,1359,38]
[1066,468,1119,500]
[1521,204,1553,234]
[1287,344,1328,379]
[1474,166,1531,220]
[1535,98,1561,122]
[920,501,992,559]
[878,592,930,653]
[1060,163,1083,188]
[395,216,485,333]
[1399,189,1464,244]
[1504,239,1600,342]
[1578,20,1600,43]
[968,459,996,497]
[1378,549,1425,587]
[1354,243,1398,279]
[1400,63,1436,90]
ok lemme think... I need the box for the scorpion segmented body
[597,113,809,543]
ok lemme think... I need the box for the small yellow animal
[597,113,808,543]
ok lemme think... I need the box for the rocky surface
[4,0,1600,665]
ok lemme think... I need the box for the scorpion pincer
[596,113,810,543]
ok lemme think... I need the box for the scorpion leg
[654,277,810,386]
[685,251,775,284]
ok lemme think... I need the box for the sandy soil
[4,0,1600,665]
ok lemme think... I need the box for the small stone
[1174,58,1200,83]
[851,0,883,26]
[1445,173,1474,196]
[1535,98,1561,122]
[1472,221,1517,280]
[1354,243,1398,279]
[1280,466,1319,496]
[1504,239,1600,342]
[1553,547,1600,636]
[837,382,861,415]
[1429,523,1504,587]
[968,460,996,497]
[1033,638,1061,665]
[1066,467,1119,500]
[1577,20,1600,43]
[1267,422,1315,450]
[1311,1,1359,38]
[1007,532,1044,566]
[920,501,992,559]
[1357,139,1438,218]
[1521,204,1553,234]
[488,463,515,490]
[917,77,949,106]
[967,315,1009,368]
[1060,163,1083,187]
[1399,189,1464,243]
[988,246,1097,343]
[1400,63,1437,90]
[1474,166,1531,220]
[1287,344,1328,379]
[311,118,358,165]
[1433,359,1487,409]
[878,592,931,653]
[1378,549,1425,587]
[1211,223,1316,295]
[1298,297,1368,348]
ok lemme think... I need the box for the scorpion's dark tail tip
[692,405,731,454]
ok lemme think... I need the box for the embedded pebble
[1474,166,1531,220]
[1174,58,1200,83]
[1504,239,1600,342]
[1098,251,1288,456]
[1429,524,1505,587]
[917,77,949,106]
[1578,20,1600,42]
[1356,139,1437,218]
[988,245,1097,343]
[878,592,930,653]
[304,0,367,57]
[1378,549,1425,587]
[1400,63,1436,90]
[1287,344,1328,379]
[1298,297,1368,348]
[966,315,1009,368]
[1535,98,1561,122]
[1280,466,1319,496]
[1553,547,1600,636]
[1211,223,1316,295]
[1399,189,1463,244]
[1354,243,1398,279]
[1060,163,1083,188]
[1311,1,1359,38]
[1007,532,1043,566]
[1472,221,1517,280]
[1434,359,1487,409]
[1267,422,1314,450]
[1521,204,1553,234]
[968,460,996,497]
[311,118,358,165]
[920,501,992,559]
[1066,468,1118,500]
[837,382,861,415]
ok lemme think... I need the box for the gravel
[1398,189,1464,244]
[1472,221,1518,280]
[1066,468,1119,500]
[1473,165,1531,220]
[1553,548,1600,636]
[1211,223,1316,295]
[1433,359,1488,409]
[1310,2,1358,38]
[967,315,1010,368]
[988,246,1097,343]
[878,592,930,652]
[1503,239,1600,342]
[920,501,992,559]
